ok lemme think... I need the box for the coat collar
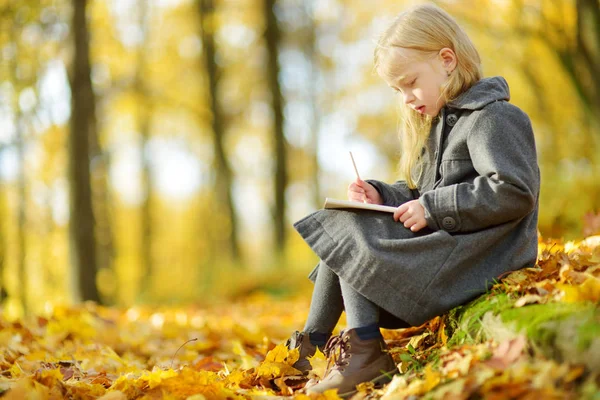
[446,76,510,111]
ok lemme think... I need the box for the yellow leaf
[255,343,301,378]
[437,319,448,346]
[186,395,206,400]
[560,276,600,303]
[9,362,23,378]
[422,364,442,392]
[307,347,328,379]
[142,367,178,389]
[255,361,300,379]
[46,312,98,341]
[231,340,259,369]
[224,369,246,387]
[3,377,49,400]
[264,343,299,365]
[408,332,430,350]
[97,391,127,400]
[323,389,343,399]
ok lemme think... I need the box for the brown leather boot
[285,331,318,375]
[305,328,397,397]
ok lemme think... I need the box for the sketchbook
[323,198,397,213]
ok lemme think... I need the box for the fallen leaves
[560,276,600,303]
[0,236,598,398]
[306,348,328,381]
[255,344,300,378]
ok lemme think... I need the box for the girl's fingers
[399,211,411,223]
[393,207,405,222]
[348,183,365,194]
[348,193,362,202]
[410,220,427,232]
[408,219,427,232]
[403,216,416,228]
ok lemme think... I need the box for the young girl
[286,3,540,397]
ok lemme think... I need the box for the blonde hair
[374,4,482,188]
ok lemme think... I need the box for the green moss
[447,291,516,346]
[499,302,600,366]
[447,288,599,358]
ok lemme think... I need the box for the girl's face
[381,48,456,117]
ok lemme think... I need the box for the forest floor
[0,236,599,399]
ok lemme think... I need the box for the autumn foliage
[1,235,599,399]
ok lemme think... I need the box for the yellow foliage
[294,389,342,400]
[45,314,97,342]
[422,364,442,392]
[255,361,301,379]
[307,347,328,380]
[231,340,259,370]
[142,367,178,389]
[264,343,300,364]
[97,391,127,400]
[255,343,301,378]
[0,235,596,399]
[560,276,600,303]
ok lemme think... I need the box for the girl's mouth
[415,106,425,114]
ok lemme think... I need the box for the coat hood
[446,76,510,110]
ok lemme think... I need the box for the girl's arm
[418,103,540,232]
[366,179,418,207]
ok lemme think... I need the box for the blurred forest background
[0,0,598,317]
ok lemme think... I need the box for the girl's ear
[439,47,457,73]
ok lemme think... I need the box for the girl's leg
[306,279,395,395]
[339,279,381,339]
[303,261,344,346]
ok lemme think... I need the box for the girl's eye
[408,78,417,86]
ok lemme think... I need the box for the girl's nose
[403,92,414,104]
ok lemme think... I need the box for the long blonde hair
[374,4,482,188]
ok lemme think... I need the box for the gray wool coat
[293,76,540,327]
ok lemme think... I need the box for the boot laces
[323,333,351,370]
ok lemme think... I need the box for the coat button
[446,113,458,126]
[442,216,456,230]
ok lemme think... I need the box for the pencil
[349,151,361,180]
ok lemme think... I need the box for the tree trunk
[198,0,241,262]
[304,0,321,209]
[15,105,28,313]
[136,0,156,295]
[263,0,287,253]
[0,145,6,303]
[88,27,116,305]
[574,0,600,130]
[68,0,100,303]
[9,19,28,314]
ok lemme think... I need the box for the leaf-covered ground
[1,236,599,399]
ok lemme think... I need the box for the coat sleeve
[366,179,417,207]
[418,103,540,233]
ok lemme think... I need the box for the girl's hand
[394,200,427,232]
[347,178,383,204]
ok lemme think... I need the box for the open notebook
[323,198,397,213]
